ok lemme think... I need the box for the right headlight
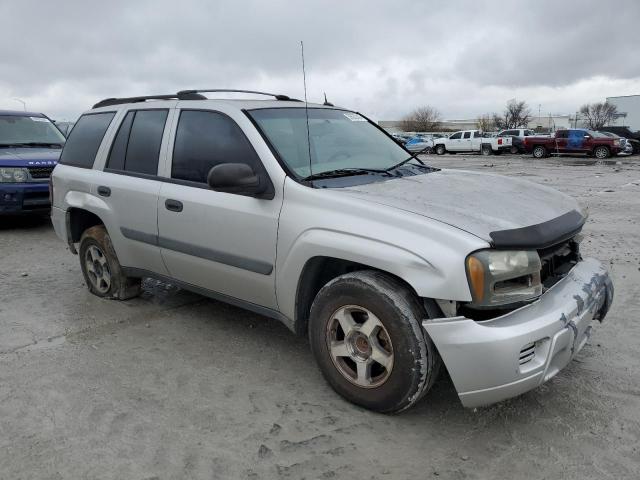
[0,167,30,183]
[466,250,542,307]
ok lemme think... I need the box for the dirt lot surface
[1,154,639,479]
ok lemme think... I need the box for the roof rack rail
[93,89,301,109]
[177,89,302,102]
[92,92,207,109]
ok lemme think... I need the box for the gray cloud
[1,0,638,120]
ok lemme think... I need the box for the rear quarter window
[59,112,115,168]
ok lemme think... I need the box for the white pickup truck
[433,129,512,155]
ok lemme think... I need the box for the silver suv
[51,90,613,412]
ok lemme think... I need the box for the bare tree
[492,99,532,129]
[579,102,618,130]
[476,113,496,132]
[400,106,442,132]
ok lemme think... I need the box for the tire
[510,145,519,155]
[308,270,440,413]
[79,225,141,300]
[532,145,547,159]
[435,144,446,155]
[593,146,610,159]
[481,145,492,156]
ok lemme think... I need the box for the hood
[337,169,583,246]
[0,147,60,167]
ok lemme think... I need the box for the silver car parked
[51,90,613,412]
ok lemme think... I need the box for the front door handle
[97,186,111,197]
[165,199,183,212]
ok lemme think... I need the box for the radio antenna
[300,41,313,179]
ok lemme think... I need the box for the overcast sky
[1,0,639,121]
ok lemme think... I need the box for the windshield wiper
[302,167,391,182]
[5,142,64,148]
[385,147,429,172]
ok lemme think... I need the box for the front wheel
[593,146,610,159]
[510,145,519,154]
[435,144,446,155]
[308,271,440,413]
[79,225,141,300]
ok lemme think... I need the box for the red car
[524,129,621,159]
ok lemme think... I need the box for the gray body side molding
[120,227,273,275]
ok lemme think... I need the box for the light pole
[538,104,541,129]
[12,98,26,111]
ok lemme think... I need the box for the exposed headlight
[614,139,620,146]
[0,167,30,183]
[466,250,542,307]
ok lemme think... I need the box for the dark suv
[599,126,640,154]
[0,110,65,214]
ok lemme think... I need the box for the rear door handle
[165,199,183,212]
[97,186,111,197]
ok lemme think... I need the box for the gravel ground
[1,154,639,479]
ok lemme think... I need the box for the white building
[606,94,640,131]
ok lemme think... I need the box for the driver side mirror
[207,163,271,198]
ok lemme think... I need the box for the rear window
[59,112,115,168]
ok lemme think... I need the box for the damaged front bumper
[423,257,613,408]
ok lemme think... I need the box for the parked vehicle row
[390,126,639,158]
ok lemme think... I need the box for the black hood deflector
[489,209,585,249]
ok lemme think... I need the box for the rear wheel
[79,225,141,299]
[532,145,547,158]
[593,146,610,159]
[510,145,519,154]
[309,271,440,413]
[435,144,446,155]
[481,145,492,156]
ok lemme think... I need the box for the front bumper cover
[423,257,613,408]
[0,182,50,214]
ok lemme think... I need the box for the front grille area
[538,237,581,289]
[27,166,54,179]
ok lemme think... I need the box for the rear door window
[463,132,471,139]
[106,109,168,175]
[59,112,115,168]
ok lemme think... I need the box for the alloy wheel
[84,245,111,294]
[326,305,394,388]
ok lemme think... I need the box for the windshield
[0,115,65,146]
[586,130,608,138]
[248,108,409,177]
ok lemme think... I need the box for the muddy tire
[309,270,440,413]
[532,145,547,159]
[593,146,610,159]
[435,144,446,155]
[79,225,141,300]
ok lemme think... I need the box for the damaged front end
[423,257,613,408]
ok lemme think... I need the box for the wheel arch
[68,207,105,243]
[293,256,422,336]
